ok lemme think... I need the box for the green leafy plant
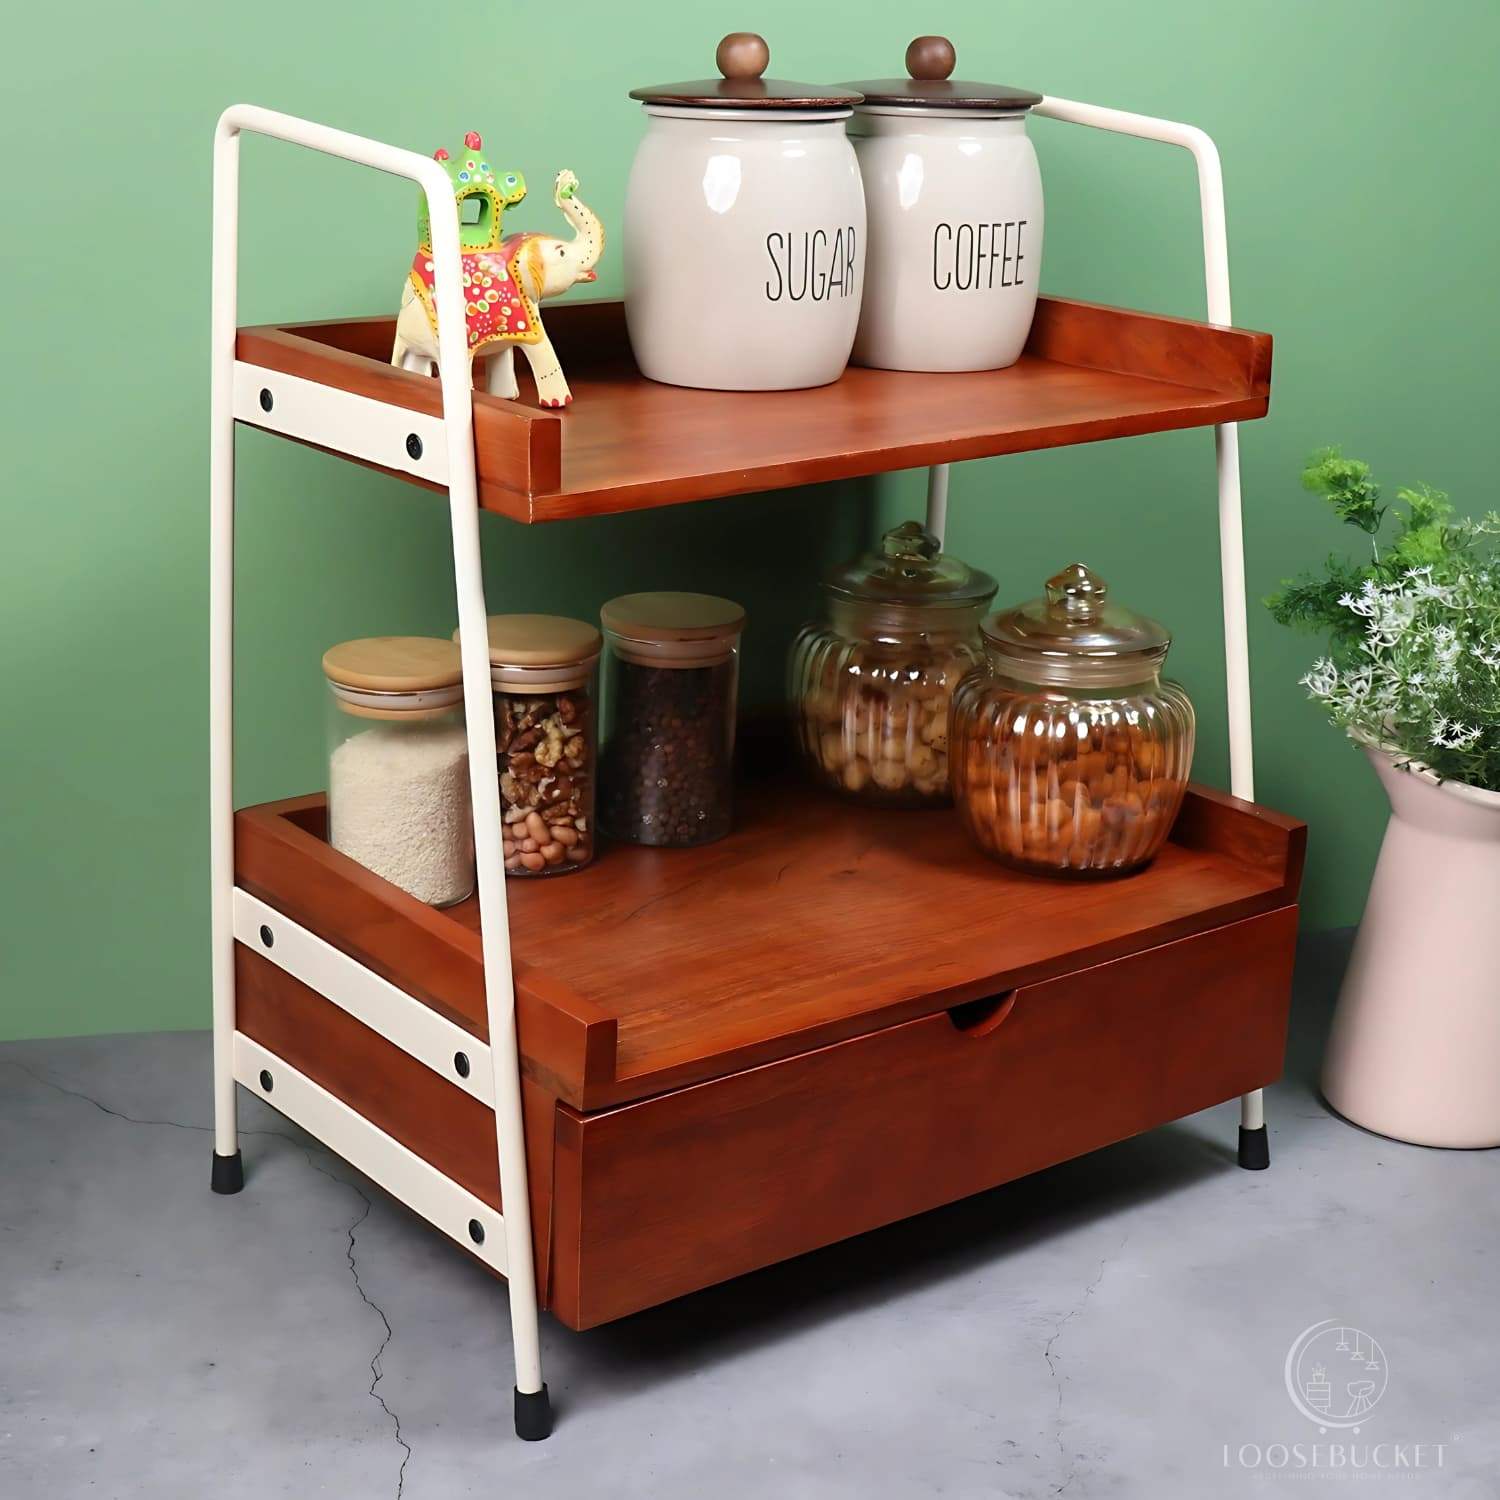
[1267,449,1500,791]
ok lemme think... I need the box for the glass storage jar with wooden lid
[323,636,475,907]
[459,614,601,876]
[950,563,1195,876]
[788,520,996,806]
[598,592,745,847]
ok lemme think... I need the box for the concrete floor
[1,930,1496,1498]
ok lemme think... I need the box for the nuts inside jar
[796,642,975,806]
[496,690,594,874]
[954,706,1190,874]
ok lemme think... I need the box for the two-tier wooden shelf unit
[209,104,1299,1442]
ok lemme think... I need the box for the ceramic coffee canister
[845,37,1044,372]
[623,32,867,391]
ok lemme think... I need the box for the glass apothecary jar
[951,564,1195,877]
[323,637,475,906]
[598,592,744,847]
[463,614,601,877]
[789,521,996,806]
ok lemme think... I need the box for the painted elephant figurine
[392,166,604,408]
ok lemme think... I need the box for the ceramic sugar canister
[845,37,1044,372]
[623,32,867,391]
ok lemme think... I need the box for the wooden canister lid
[600,592,745,642]
[454,614,603,691]
[630,32,862,110]
[601,592,745,667]
[845,36,1041,112]
[465,613,603,668]
[322,636,463,692]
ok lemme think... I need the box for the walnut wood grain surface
[236,298,1271,523]
[236,776,1302,1111]
[550,904,1298,1327]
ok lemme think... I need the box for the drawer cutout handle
[948,989,1018,1037]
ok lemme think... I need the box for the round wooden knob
[906,35,956,81]
[717,31,770,81]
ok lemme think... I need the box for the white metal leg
[210,104,549,1433]
[924,96,1268,1162]
[209,111,241,1183]
[924,463,950,546]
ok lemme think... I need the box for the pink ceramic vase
[1323,745,1500,1147]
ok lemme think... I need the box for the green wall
[3,1,1496,1039]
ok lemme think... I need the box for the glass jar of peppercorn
[598,592,745,847]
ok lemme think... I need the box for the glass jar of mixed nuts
[788,521,996,806]
[463,614,601,877]
[598,592,744,847]
[951,564,1195,877]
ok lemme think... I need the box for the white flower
[1301,658,1339,699]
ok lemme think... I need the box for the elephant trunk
[558,192,605,274]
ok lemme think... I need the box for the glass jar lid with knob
[820,519,998,643]
[980,563,1173,687]
[952,565,1195,877]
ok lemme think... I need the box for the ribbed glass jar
[951,563,1195,876]
[790,607,985,806]
[788,521,995,807]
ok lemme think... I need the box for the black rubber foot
[514,1383,552,1441]
[1238,1124,1270,1171]
[211,1150,244,1195]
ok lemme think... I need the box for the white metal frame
[923,94,1264,1140]
[209,105,545,1423]
[208,95,1269,1441]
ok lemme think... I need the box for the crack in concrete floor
[1,1059,413,1500]
[1042,1233,1129,1497]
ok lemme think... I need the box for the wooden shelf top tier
[236,298,1272,524]
[236,776,1304,1112]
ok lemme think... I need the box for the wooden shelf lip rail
[234,781,1304,1115]
[235,297,1272,524]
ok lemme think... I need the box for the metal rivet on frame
[405,433,423,460]
[259,925,274,948]
[259,388,274,412]
[468,1219,485,1245]
[453,1051,471,1079]
[258,1069,274,1092]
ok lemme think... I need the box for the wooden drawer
[548,905,1296,1329]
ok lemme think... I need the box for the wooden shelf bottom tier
[236,777,1304,1111]
[236,905,1297,1328]
[234,779,1302,1328]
